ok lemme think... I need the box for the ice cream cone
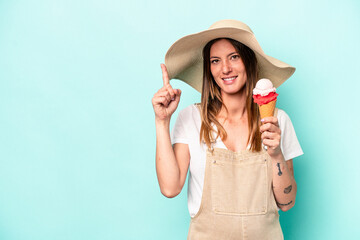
[259,99,277,119]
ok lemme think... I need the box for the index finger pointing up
[161,63,170,86]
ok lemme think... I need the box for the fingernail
[261,118,265,122]
[171,97,175,101]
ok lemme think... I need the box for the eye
[211,59,219,64]
[231,54,240,60]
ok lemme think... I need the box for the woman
[152,20,303,239]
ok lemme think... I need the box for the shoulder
[276,108,304,160]
[178,103,197,115]
[177,103,201,122]
[172,104,202,144]
[276,108,293,127]
[276,108,290,120]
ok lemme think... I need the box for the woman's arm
[271,156,297,211]
[260,117,297,211]
[152,64,189,198]
[155,120,190,198]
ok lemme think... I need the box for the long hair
[199,38,262,152]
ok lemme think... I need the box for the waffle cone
[259,99,277,119]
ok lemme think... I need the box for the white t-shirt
[170,104,304,218]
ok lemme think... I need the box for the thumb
[167,89,181,111]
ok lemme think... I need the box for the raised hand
[152,64,181,122]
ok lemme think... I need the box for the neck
[219,89,247,120]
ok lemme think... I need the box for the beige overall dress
[187,109,283,240]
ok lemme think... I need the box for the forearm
[271,153,297,211]
[155,119,181,197]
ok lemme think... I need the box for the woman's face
[210,39,247,95]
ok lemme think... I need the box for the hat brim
[165,27,295,92]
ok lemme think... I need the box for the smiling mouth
[222,76,237,83]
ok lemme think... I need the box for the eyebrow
[210,52,238,59]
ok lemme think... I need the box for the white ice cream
[253,78,276,96]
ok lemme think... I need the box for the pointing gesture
[161,64,170,86]
[152,64,182,122]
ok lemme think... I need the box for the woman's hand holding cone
[260,117,282,158]
[152,64,181,122]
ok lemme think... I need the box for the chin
[221,85,245,95]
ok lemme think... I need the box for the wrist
[269,150,285,163]
[155,117,170,127]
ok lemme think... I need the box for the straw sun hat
[164,19,295,93]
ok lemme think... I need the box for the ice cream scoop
[253,78,276,96]
[253,78,278,118]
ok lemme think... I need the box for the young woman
[152,20,303,239]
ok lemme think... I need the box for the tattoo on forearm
[284,185,292,194]
[278,200,293,206]
[277,163,282,176]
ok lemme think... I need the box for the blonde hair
[199,38,262,152]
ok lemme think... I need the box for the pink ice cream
[252,78,278,105]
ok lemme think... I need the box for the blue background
[0,0,359,239]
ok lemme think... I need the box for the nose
[222,60,232,74]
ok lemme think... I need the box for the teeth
[223,77,236,81]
